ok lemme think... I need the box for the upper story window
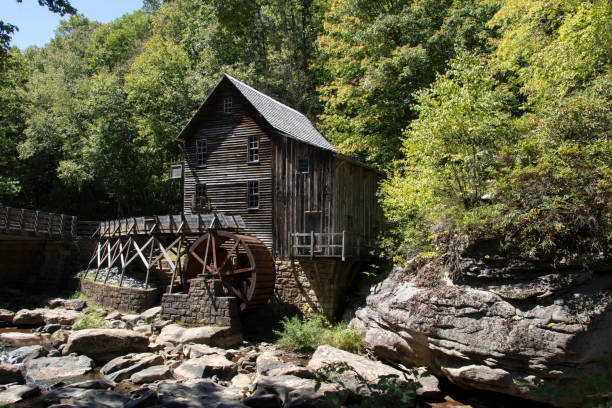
[248,135,259,163]
[196,139,207,166]
[296,158,309,174]
[223,97,232,114]
[248,180,259,209]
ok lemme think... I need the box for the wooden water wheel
[183,231,275,311]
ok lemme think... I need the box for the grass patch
[275,314,366,354]
[72,310,108,330]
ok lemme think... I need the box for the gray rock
[242,394,283,408]
[122,314,142,326]
[133,324,152,336]
[125,388,158,408]
[267,364,314,379]
[13,308,82,326]
[174,355,238,380]
[71,379,115,389]
[63,329,149,363]
[0,383,39,405]
[351,260,612,407]
[105,311,121,321]
[0,309,15,325]
[252,374,339,407]
[131,365,173,384]
[231,373,253,389]
[156,324,242,348]
[109,319,128,329]
[185,344,228,359]
[55,389,130,408]
[157,379,247,408]
[140,306,161,321]
[307,345,404,393]
[25,355,94,382]
[0,331,43,347]
[255,351,284,375]
[0,363,25,384]
[101,352,164,382]
[49,299,87,311]
[1,345,44,365]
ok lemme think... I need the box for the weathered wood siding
[332,159,380,249]
[182,83,273,249]
[271,136,380,258]
[272,135,335,258]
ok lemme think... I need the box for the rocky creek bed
[0,294,454,408]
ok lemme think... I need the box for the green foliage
[381,52,514,259]
[317,0,499,167]
[72,310,107,330]
[275,314,366,354]
[382,1,611,264]
[314,361,418,407]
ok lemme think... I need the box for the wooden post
[71,216,78,239]
[310,231,314,259]
[34,211,39,234]
[19,209,25,233]
[287,232,292,258]
[2,207,9,230]
[342,230,346,262]
[59,214,65,239]
[357,236,360,258]
[144,236,155,289]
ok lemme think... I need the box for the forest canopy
[1,0,610,263]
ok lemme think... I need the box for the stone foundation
[161,279,241,328]
[257,258,357,322]
[79,278,161,313]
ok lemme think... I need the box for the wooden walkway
[0,206,94,240]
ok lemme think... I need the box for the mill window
[248,180,259,209]
[224,97,232,114]
[248,135,259,163]
[196,139,207,166]
[297,158,309,174]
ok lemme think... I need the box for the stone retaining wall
[161,279,241,328]
[80,278,161,313]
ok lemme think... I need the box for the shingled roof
[177,74,337,153]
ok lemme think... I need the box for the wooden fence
[288,231,370,260]
[0,206,95,240]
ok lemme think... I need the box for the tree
[316,0,499,167]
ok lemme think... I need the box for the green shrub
[72,310,107,330]
[275,314,366,354]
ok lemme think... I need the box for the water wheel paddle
[183,231,275,311]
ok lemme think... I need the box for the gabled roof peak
[178,74,337,153]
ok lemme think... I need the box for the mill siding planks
[181,77,381,259]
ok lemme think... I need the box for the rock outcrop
[351,256,612,406]
[63,329,149,362]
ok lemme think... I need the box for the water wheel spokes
[183,230,275,311]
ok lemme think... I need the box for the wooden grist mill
[86,213,276,312]
[84,73,381,323]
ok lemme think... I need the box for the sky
[3,0,145,49]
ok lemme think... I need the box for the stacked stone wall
[79,278,161,313]
[161,279,241,328]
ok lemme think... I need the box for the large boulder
[157,378,246,407]
[307,345,403,393]
[48,298,87,311]
[0,309,15,325]
[0,384,39,405]
[0,345,44,365]
[12,308,82,326]
[63,329,149,362]
[101,352,164,382]
[0,363,25,384]
[131,365,173,384]
[156,324,242,348]
[174,355,238,380]
[252,374,340,407]
[0,332,44,347]
[351,258,612,406]
[24,355,94,382]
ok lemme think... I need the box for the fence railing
[0,206,80,239]
[288,231,369,260]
